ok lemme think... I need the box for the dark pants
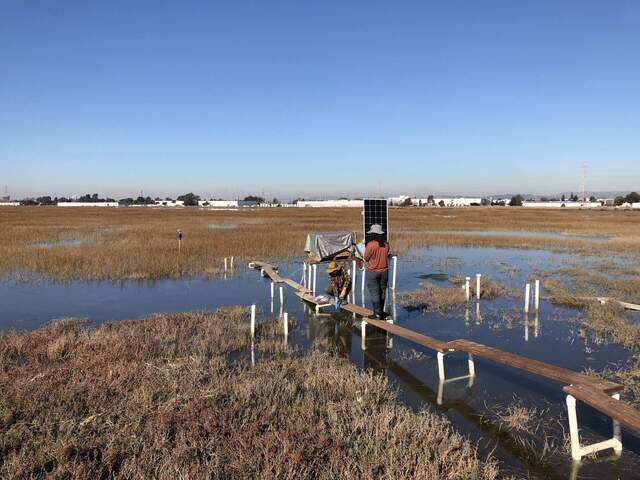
[366,270,388,314]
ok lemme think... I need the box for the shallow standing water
[2,245,639,479]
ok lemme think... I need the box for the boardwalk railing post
[525,283,531,313]
[250,304,256,339]
[535,279,540,312]
[465,277,470,301]
[476,274,482,299]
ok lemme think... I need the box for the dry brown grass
[1,206,639,281]
[0,307,499,479]
[541,268,640,348]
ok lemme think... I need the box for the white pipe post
[224,257,228,271]
[566,395,581,461]
[476,274,481,299]
[312,264,317,295]
[612,393,622,454]
[465,277,470,301]
[361,267,366,300]
[352,260,357,303]
[391,256,398,290]
[283,311,289,337]
[230,256,234,269]
[468,353,475,377]
[524,283,531,313]
[534,279,540,312]
[279,286,284,307]
[361,320,367,350]
[437,352,445,380]
[303,263,307,287]
[270,281,274,300]
[307,263,312,289]
[250,304,256,339]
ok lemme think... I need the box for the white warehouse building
[296,199,364,208]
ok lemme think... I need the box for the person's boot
[371,302,382,319]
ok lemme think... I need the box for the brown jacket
[364,241,390,272]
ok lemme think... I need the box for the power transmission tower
[580,163,588,202]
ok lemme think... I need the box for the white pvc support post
[270,281,275,300]
[465,277,470,301]
[361,320,367,351]
[250,304,256,339]
[613,393,623,454]
[386,318,394,349]
[312,264,317,295]
[230,256,234,269]
[283,312,289,337]
[391,256,398,290]
[361,268,366,306]
[535,279,540,312]
[467,353,475,377]
[352,260,357,303]
[303,262,307,287]
[437,352,445,380]
[476,274,482,299]
[524,283,531,313]
[224,257,228,271]
[308,263,312,289]
[279,286,284,307]
[566,395,581,461]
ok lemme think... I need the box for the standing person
[364,224,390,319]
[325,261,352,311]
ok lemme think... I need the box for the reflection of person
[325,261,351,310]
[364,224,390,319]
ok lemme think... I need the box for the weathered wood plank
[564,384,640,432]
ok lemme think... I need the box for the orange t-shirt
[364,241,390,272]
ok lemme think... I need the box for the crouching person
[325,261,352,311]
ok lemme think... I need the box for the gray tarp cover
[304,232,358,262]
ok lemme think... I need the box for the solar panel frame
[363,198,389,243]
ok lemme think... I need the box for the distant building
[0,201,20,207]
[632,203,640,210]
[522,201,601,209]
[57,202,119,207]
[432,197,482,207]
[296,199,364,208]
[153,200,185,207]
[198,200,238,208]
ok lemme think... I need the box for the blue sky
[1,1,639,199]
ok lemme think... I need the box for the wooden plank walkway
[250,260,640,439]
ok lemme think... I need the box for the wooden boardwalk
[249,260,640,459]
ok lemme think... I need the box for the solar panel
[363,198,389,243]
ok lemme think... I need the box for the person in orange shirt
[364,224,390,319]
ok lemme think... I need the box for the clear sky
[1,1,639,200]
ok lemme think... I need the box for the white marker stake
[279,286,284,307]
[303,263,307,287]
[224,257,228,271]
[352,260,357,303]
[476,274,482,299]
[312,264,317,295]
[230,256,234,269]
[391,256,398,290]
[283,311,289,337]
[270,282,274,300]
[465,277,470,301]
[250,304,256,338]
[535,279,540,312]
[525,283,531,313]
[307,263,312,289]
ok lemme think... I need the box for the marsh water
[2,245,639,479]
